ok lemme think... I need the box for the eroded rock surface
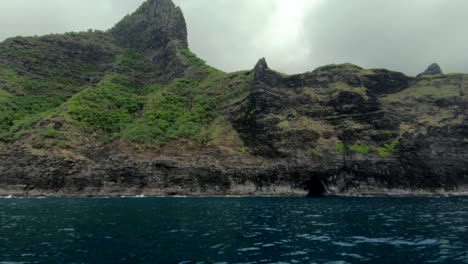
[0,0,467,197]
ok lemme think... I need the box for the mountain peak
[111,0,187,51]
[417,63,443,77]
[254,58,269,80]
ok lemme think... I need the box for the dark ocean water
[0,197,467,264]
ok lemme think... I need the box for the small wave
[168,229,190,234]
[315,223,335,226]
[283,250,309,256]
[255,227,282,232]
[243,232,262,238]
[305,214,323,218]
[353,236,391,244]
[210,244,224,249]
[20,254,35,257]
[291,211,304,214]
[262,244,275,247]
[339,253,369,261]
[58,228,75,232]
[297,234,331,242]
[332,242,356,247]
[237,247,261,252]
[353,236,439,247]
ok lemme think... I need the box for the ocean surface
[0,197,467,264]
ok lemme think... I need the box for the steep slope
[0,0,466,196]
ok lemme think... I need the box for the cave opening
[306,176,327,197]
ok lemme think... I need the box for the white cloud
[250,0,320,72]
[0,0,467,75]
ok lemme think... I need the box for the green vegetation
[115,49,146,71]
[336,143,346,154]
[67,74,144,140]
[314,63,362,74]
[377,139,400,158]
[123,91,216,145]
[335,141,398,157]
[311,148,320,156]
[354,87,367,95]
[179,48,224,80]
[239,146,251,154]
[349,144,371,155]
[0,68,80,96]
[0,32,120,97]
[326,82,369,99]
[180,48,206,68]
[386,85,459,100]
[33,125,71,149]
[0,24,257,148]
[384,76,463,102]
[0,92,64,140]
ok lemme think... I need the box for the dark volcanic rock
[417,63,443,78]
[111,0,188,51]
[362,69,411,95]
[110,0,188,82]
[0,0,467,197]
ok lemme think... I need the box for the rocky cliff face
[111,0,189,83]
[0,0,466,197]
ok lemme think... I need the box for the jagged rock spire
[417,63,443,78]
[254,58,269,80]
[111,0,188,51]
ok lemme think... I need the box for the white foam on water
[210,244,224,249]
[58,228,75,232]
[304,214,323,218]
[352,236,391,244]
[262,244,275,247]
[237,247,261,252]
[297,234,331,242]
[339,253,369,261]
[243,232,262,238]
[283,251,309,256]
[332,242,356,247]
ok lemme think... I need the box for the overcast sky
[0,0,467,75]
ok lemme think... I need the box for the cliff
[0,0,467,197]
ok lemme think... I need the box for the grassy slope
[0,31,122,141]
[0,36,252,153]
[383,74,467,134]
[1,32,465,158]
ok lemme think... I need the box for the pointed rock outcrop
[110,0,189,82]
[417,63,443,78]
[111,0,188,51]
[253,58,269,80]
